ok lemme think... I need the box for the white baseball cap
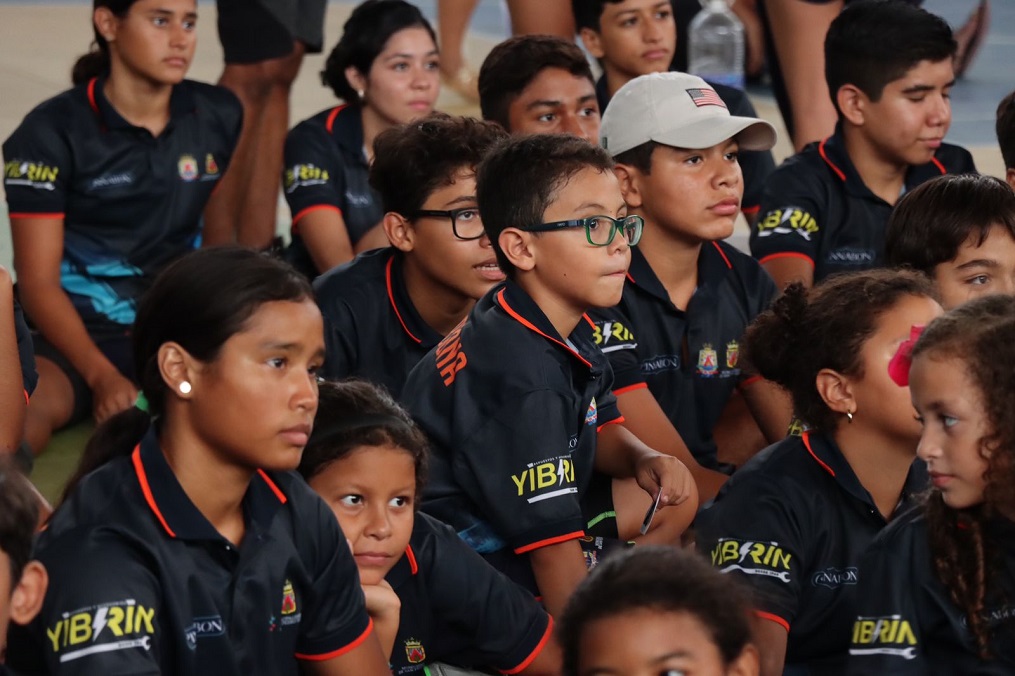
[600,72,777,156]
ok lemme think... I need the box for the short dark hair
[479,35,596,130]
[996,90,1015,170]
[572,0,621,31]
[825,0,956,117]
[321,0,436,103]
[298,380,428,497]
[369,113,508,216]
[476,134,615,277]
[613,141,660,175]
[886,174,1015,275]
[557,546,755,676]
[744,269,936,432]
[0,459,39,586]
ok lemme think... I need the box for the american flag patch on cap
[686,88,727,108]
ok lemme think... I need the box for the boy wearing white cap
[589,71,792,502]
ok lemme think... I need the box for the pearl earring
[179,381,192,395]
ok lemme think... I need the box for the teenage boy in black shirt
[314,113,507,398]
[402,134,696,619]
[572,0,775,222]
[750,0,976,290]
[591,72,791,502]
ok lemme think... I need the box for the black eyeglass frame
[411,208,486,241]
[520,214,644,247]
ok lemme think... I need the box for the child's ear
[613,164,644,209]
[499,229,536,272]
[344,66,367,97]
[9,561,47,626]
[94,6,117,43]
[579,27,606,59]
[158,342,198,400]
[836,84,867,127]
[815,367,856,419]
[383,212,415,253]
[727,643,761,676]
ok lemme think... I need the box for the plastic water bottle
[688,0,745,90]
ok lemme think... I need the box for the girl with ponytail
[847,294,1015,674]
[696,269,941,676]
[6,248,390,676]
[2,0,242,460]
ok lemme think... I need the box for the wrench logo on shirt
[710,538,794,583]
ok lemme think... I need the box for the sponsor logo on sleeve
[811,566,859,589]
[284,163,330,193]
[850,614,918,660]
[826,247,875,266]
[592,320,637,353]
[46,599,155,663]
[756,207,819,241]
[4,160,59,190]
[434,320,467,386]
[710,538,793,583]
[511,455,577,504]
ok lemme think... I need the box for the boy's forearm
[529,539,587,619]
[593,423,653,478]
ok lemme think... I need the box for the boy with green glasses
[590,72,793,503]
[314,113,507,398]
[402,133,697,620]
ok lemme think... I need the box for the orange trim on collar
[500,615,554,675]
[132,446,177,538]
[801,431,835,477]
[405,544,418,575]
[387,256,422,344]
[741,204,761,215]
[87,77,99,114]
[256,469,288,504]
[818,137,846,182]
[711,241,733,269]
[325,104,349,134]
[931,156,946,175]
[496,288,592,368]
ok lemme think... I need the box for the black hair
[0,459,39,586]
[886,174,1015,275]
[369,112,507,217]
[72,0,138,85]
[320,0,436,104]
[476,133,615,277]
[62,247,313,504]
[478,35,596,130]
[744,268,936,432]
[914,295,1015,659]
[996,90,1015,171]
[557,546,754,675]
[613,141,660,176]
[572,0,623,32]
[297,380,428,497]
[825,0,956,117]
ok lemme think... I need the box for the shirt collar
[625,243,733,307]
[819,125,948,201]
[85,76,196,133]
[327,104,367,161]
[385,252,444,350]
[493,280,603,372]
[384,545,419,588]
[132,428,287,541]
[801,431,926,520]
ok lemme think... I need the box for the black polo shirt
[402,280,623,591]
[750,125,976,284]
[2,78,241,336]
[386,512,552,675]
[283,104,384,276]
[695,431,926,674]
[847,510,1015,675]
[588,242,777,470]
[314,248,442,398]
[596,75,775,216]
[14,298,37,399]
[6,431,372,675]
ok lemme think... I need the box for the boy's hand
[634,453,694,507]
[362,580,401,660]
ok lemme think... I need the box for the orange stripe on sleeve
[613,382,648,397]
[758,251,814,267]
[755,610,790,632]
[597,415,625,433]
[9,213,64,220]
[499,616,554,674]
[295,618,374,661]
[291,205,341,232]
[514,531,585,555]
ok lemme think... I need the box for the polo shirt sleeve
[457,390,588,553]
[846,520,928,675]
[695,476,808,630]
[587,306,644,394]
[282,120,349,227]
[313,279,358,381]
[14,298,38,397]
[6,529,164,675]
[294,493,373,660]
[2,109,72,217]
[749,159,826,269]
[419,516,552,673]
